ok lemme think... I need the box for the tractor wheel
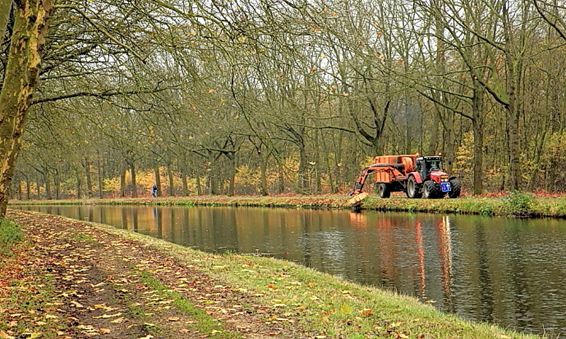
[448,178,461,198]
[423,180,442,199]
[377,183,391,198]
[406,176,422,198]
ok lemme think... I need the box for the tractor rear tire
[406,176,422,198]
[448,178,461,198]
[377,183,391,198]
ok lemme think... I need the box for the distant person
[151,184,158,198]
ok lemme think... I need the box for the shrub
[504,191,534,216]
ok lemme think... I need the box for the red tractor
[350,154,461,199]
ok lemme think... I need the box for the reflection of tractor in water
[350,154,461,199]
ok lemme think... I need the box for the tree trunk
[472,87,484,195]
[297,145,307,194]
[26,177,30,200]
[277,159,285,194]
[154,166,162,197]
[76,171,82,199]
[44,172,51,200]
[17,180,22,200]
[0,0,54,216]
[503,0,521,191]
[196,172,202,195]
[54,171,60,200]
[167,164,174,196]
[84,157,93,198]
[130,162,137,198]
[181,170,188,196]
[228,155,235,197]
[36,178,41,199]
[259,152,269,196]
[120,166,126,197]
[97,155,104,199]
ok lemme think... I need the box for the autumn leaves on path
[1,210,299,338]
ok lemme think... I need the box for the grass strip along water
[10,191,566,218]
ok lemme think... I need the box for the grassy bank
[0,219,23,256]
[84,215,530,338]
[10,192,566,218]
[4,210,537,337]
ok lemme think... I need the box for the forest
[2,0,566,206]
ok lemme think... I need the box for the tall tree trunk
[196,172,202,195]
[154,166,162,197]
[503,0,522,191]
[36,177,41,199]
[0,0,54,216]
[26,177,30,200]
[130,162,137,198]
[259,152,269,196]
[97,155,104,199]
[297,145,307,194]
[84,157,93,198]
[228,155,235,196]
[76,171,82,199]
[277,158,285,194]
[472,83,484,195]
[120,166,126,197]
[54,170,60,200]
[181,170,189,196]
[167,164,174,196]
[44,172,51,199]
[17,180,22,200]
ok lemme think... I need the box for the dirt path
[1,210,302,338]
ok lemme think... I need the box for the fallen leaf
[167,317,180,322]
[360,308,373,317]
[94,313,122,319]
[0,330,15,339]
[100,328,111,334]
[70,301,84,308]
[110,318,125,324]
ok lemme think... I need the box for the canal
[15,205,566,335]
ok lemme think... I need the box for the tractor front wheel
[377,183,391,198]
[406,176,422,198]
[423,180,442,199]
[448,178,461,198]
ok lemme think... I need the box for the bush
[504,191,534,216]
[0,219,23,256]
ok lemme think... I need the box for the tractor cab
[416,156,445,180]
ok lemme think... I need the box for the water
[15,205,566,335]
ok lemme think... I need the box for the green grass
[71,232,97,244]
[0,274,65,336]
[84,218,534,338]
[10,194,566,218]
[138,270,241,339]
[0,218,23,256]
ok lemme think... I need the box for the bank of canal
[10,193,566,218]
[13,204,566,336]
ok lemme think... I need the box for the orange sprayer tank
[372,154,418,183]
